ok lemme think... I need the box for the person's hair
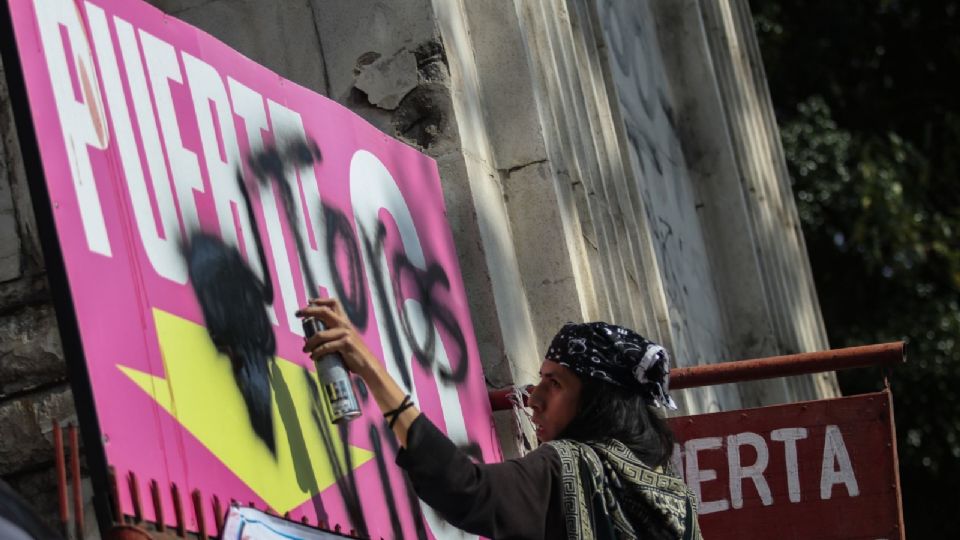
[558,375,675,469]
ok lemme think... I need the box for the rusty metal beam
[52,420,68,536]
[127,472,142,523]
[107,467,123,524]
[670,341,905,389]
[192,489,207,540]
[149,480,164,533]
[212,495,224,536]
[171,483,185,537]
[488,342,906,410]
[69,424,84,540]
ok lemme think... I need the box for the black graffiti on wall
[390,245,469,384]
[246,137,324,296]
[353,217,469,392]
[325,202,368,329]
[181,135,476,537]
[185,171,277,454]
[243,138,373,536]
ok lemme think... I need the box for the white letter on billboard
[684,437,729,514]
[772,427,808,503]
[139,29,204,232]
[228,77,291,328]
[350,150,476,540]
[87,6,186,283]
[266,100,333,316]
[183,53,267,287]
[727,432,773,508]
[32,0,111,255]
[820,425,860,499]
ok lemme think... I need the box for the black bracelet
[384,394,415,429]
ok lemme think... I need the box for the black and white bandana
[545,322,677,410]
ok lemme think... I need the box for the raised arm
[296,297,420,447]
[297,297,562,538]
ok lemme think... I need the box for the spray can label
[302,316,362,423]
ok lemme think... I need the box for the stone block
[1,64,22,283]
[0,274,50,313]
[3,467,61,533]
[147,0,211,14]
[1,55,42,274]
[0,163,19,283]
[461,0,547,170]
[433,154,511,385]
[3,467,100,539]
[455,151,540,385]
[0,385,77,475]
[502,161,584,354]
[0,304,65,397]
[393,80,457,156]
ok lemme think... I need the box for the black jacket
[396,414,566,539]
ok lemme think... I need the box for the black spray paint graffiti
[325,203,368,329]
[244,138,370,537]
[247,137,324,297]
[600,0,703,365]
[349,215,470,394]
[185,171,277,454]
[390,245,469,384]
[182,135,477,538]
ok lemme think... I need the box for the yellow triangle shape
[118,308,372,514]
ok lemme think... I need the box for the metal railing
[488,342,906,410]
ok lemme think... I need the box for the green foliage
[752,1,960,536]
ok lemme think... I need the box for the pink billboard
[4,0,500,537]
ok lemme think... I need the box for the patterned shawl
[546,439,701,540]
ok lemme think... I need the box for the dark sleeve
[396,414,560,539]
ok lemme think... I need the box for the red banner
[668,391,904,539]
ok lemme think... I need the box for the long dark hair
[559,375,675,469]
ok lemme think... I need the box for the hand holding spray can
[302,316,362,423]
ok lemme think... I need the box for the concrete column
[460,0,592,357]
[587,0,741,413]
[646,0,792,407]
[692,0,838,400]
[428,0,542,386]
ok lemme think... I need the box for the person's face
[528,360,582,442]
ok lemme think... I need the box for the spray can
[302,316,362,423]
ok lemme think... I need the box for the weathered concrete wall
[591,0,737,411]
[1,51,86,533]
[149,0,329,95]
[689,0,838,399]
[639,0,839,403]
[445,0,839,414]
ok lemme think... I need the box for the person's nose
[528,382,544,412]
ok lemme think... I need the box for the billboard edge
[0,0,115,534]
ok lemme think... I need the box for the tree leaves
[752,0,960,534]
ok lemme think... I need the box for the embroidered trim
[546,439,701,540]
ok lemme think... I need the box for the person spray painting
[298,297,702,540]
